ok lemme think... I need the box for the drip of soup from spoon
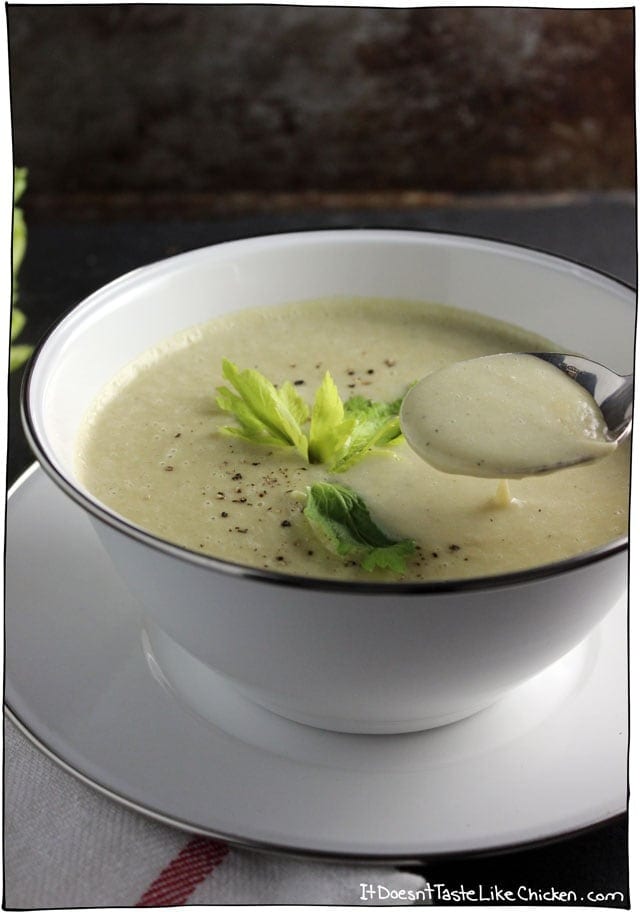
[400,352,618,480]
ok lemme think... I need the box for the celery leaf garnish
[216,359,309,460]
[308,372,355,465]
[331,395,404,472]
[279,379,311,427]
[216,361,407,471]
[303,482,416,574]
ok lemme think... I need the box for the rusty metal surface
[8,6,635,200]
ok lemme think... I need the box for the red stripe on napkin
[136,836,229,906]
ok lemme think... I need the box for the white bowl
[22,230,632,733]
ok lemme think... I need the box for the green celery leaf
[308,371,355,465]
[278,380,310,426]
[13,168,28,284]
[12,206,26,288]
[14,166,28,203]
[303,481,416,574]
[216,359,309,460]
[10,167,32,371]
[215,361,408,475]
[9,344,33,372]
[10,308,27,342]
[331,394,405,472]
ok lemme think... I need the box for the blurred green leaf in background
[11,165,32,372]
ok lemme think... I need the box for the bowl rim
[21,227,632,595]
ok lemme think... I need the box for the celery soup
[75,296,630,582]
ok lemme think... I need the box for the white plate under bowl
[4,466,628,862]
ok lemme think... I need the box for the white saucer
[4,465,628,862]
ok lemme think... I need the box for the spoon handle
[530,352,633,444]
[601,373,634,442]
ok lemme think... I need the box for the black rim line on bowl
[2,705,628,866]
[19,228,633,596]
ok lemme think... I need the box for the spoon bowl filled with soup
[22,230,632,733]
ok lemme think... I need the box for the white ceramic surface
[22,231,633,732]
[4,467,629,860]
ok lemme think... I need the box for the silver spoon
[400,352,633,479]
[529,353,633,446]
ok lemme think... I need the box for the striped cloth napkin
[3,720,427,907]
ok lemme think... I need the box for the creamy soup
[76,297,630,581]
[400,352,616,479]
